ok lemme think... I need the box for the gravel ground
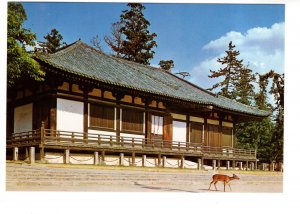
[6,162,283,192]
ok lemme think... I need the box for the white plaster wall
[14,103,32,133]
[88,129,116,142]
[172,120,187,143]
[120,133,145,144]
[57,98,84,132]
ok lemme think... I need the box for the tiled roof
[35,40,270,117]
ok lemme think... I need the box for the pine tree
[208,41,243,99]
[118,3,157,65]
[41,28,66,53]
[7,2,45,87]
[235,65,256,105]
[159,60,174,72]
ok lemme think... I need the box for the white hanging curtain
[151,115,163,135]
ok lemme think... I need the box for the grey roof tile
[36,40,270,117]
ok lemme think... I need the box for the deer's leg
[228,182,232,191]
[214,181,218,191]
[208,181,214,190]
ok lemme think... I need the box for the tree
[90,34,102,52]
[259,70,284,163]
[7,2,44,88]
[255,73,271,110]
[42,28,66,53]
[235,65,256,106]
[208,41,243,100]
[104,21,124,57]
[118,3,157,65]
[159,60,174,72]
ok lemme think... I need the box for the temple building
[6,40,270,169]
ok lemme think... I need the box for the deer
[208,174,240,192]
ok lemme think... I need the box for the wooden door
[208,124,220,147]
[190,122,203,144]
[221,126,233,147]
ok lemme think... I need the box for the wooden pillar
[226,160,230,170]
[239,162,243,170]
[13,147,19,161]
[250,162,254,171]
[25,148,29,161]
[180,156,184,169]
[255,161,258,170]
[212,159,216,170]
[246,161,249,171]
[115,93,124,144]
[158,154,162,167]
[83,91,88,134]
[145,100,151,140]
[186,115,190,143]
[280,162,284,172]
[271,162,275,171]
[142,155,146,167]
[232,160,236,170]
[119,153,124,166]
[163,114,173,143]
[64,149,70,164]
[100,150,105,165]
[203,117,208,147]
[40,122,45,162]
[163,156,166,168]
[94,152,99,165]
[29,147,35,164]
[197,158,201,170]
[201,157,205,170]
[49,97,57,136]
[217,159,221,170]
[132,152,136,166]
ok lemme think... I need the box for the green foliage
[7,2,44,88]
[236,119,274,163]
[235,66,256,105]
[118,3,157,65]
[208,41,244,99]
[42,28,66,53]
[159,60,174,71]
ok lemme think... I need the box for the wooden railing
[7,129,256,159]
[6,129,41,148]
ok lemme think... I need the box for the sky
[22,1,285,91]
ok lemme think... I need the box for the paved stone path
[6,162,283,192]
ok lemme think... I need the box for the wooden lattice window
[221,126,233,147]
[89,104,115,129]
[208,124,220,147]
[190,122,203,144]
[121,108,144,133]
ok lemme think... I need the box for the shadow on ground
[134,182,199,193]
